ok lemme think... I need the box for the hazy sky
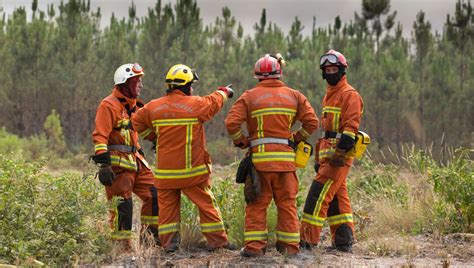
[0,0,457,36]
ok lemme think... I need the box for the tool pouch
[236,152,252,184]
[295,141,313,168]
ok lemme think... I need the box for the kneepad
[303,181,325,214]
[117,197,133,230]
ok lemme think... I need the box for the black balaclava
[167,82,193,96]
[322,66,345,86]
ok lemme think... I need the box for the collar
[256,79,286,87]
[166,89,188,97]
[326,75,349,96]
[112,87,137,111]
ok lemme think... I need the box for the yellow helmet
[165,64,199,89]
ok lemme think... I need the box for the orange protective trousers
[158,178,228,249]
[300,163,354,247]
[106,160,159,240]
[244,171,300,255]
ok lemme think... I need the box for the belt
[108,145,137,153]
[250,137,290,147]
[321,131,341,139]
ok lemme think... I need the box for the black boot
[334,224,354,253]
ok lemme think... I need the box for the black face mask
[167,82,192,96]
[323,68,345,86]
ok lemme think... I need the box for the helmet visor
[191,69,199,81]
[319,54,339,67]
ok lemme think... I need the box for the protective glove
[98,164,116,186]
[218,84,234,98]
[329,148,346,167]
[234,138,250,149]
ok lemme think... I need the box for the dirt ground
[104,233,473,267]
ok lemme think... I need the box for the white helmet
[114,63,145,85]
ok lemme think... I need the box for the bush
[43,109,67,155]
[427,148,473,233]
[0,154,111,265]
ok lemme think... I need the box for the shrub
[427,148,473,233]
[0,154,110,265]
[43,109,67,156]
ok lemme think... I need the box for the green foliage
[0,0,472,160]
[350,157,408,205]
[427,148,473,232]
[43,109,66,155]
[0,154,110,265]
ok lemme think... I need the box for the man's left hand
[329,148,346,167]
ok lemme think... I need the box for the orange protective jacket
[131,90,228,189]
[317,76,364,178]
[92,88,149,171]
[225,79,319,172]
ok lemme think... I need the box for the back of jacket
[132,89,228,189]
[225,79,319,172]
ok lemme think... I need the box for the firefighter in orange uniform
[225,54,319,257]
[91,63,159,250]
[131,64,235,252]
[300,50,364,253]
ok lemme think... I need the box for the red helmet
[254,54,282,79]
[319,49,348,69]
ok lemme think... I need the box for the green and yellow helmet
[165,64,199,89]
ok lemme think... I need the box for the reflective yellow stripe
[111,230,133,239]
[154,164,209,179]
[257,115,264,152]
[185,124,192,169]
[201,221,225,233]
[110,155,137,171]
[139,128,153,138]
[299,128,311,139]
[322,106,341,132]
[318,148,336,159]
[141,216,159,225]
[125,129,131,146]
[322,106,341,113]
[342,131,356,139]
[276,231,300,243]
[288,115,294,129]
[313,180,333,217]
[159,222,179,235]
[333,112,340,131]
[152,118,199,126]
[117,119,130,127]
[327,213,353,226]
[251,108,297,117]
[94,143,108,152]
[244,230,268,241]
[252,152,295,163]
[230,129,243,140]
[302,213,325,227]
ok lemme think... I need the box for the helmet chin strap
[118,83,138,99]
